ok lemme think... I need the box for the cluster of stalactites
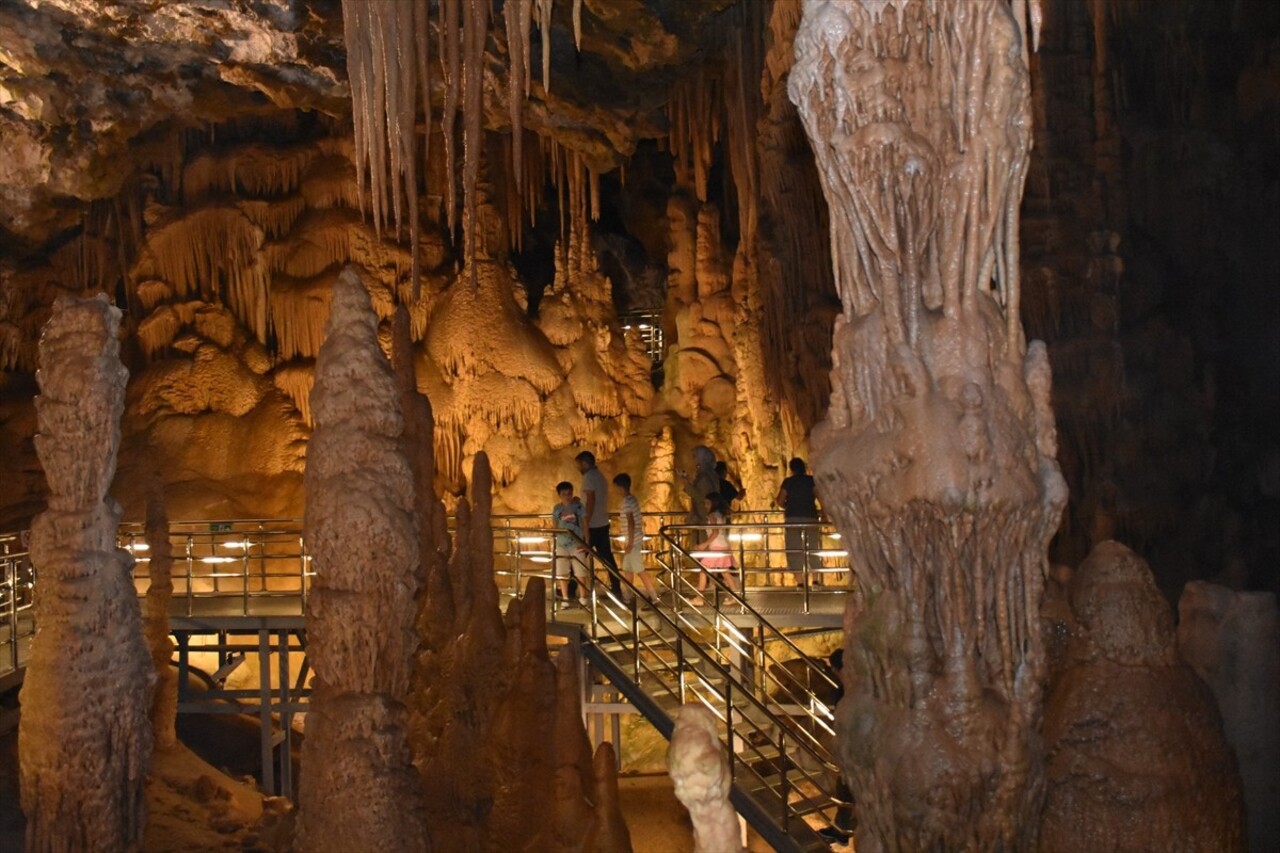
[341,0,579,286]
[667,73,722,203]
[790,0,1042,396]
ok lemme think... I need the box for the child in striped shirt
[613,473,658,605]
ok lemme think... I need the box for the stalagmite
[788,1,1066,848]
[409,454,632,851]
[295,266,427,852]
[19,294,154,852]
[1041,543,1244,851]
[143,487,177,750]
[667,705,743,853]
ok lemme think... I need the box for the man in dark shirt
[776,457,823,585]
[715,460,740,513]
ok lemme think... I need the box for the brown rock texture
[789,2,1065,849]
[294,266,427,852]
[18,293,154,851]
[1177,581,1280,851]
[1040,541,1245,852]
[410,452,631,852]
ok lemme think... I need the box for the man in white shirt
[576,450,622,597]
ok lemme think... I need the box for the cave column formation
[18,294,154,851]
[789,0,1066,849]
[295,266,427,851]
[143,487,177,749]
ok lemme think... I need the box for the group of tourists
[549,445,827,607]
[552,451,657,608]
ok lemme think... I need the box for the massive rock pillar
[789,2,1066,849]
[295,267,426,851]
[19,294,154,851]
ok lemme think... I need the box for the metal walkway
[1,513,852,848]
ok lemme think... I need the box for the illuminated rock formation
[667,704,742,853]
[295,266,427,852]
[789,1,1066,848]
[143,487,177,750]
[1041,542,1244,851]
[411,453,632,852]
[1177,581,1279,851]
[19,294,154,851]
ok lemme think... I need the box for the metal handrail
[563,545,846,839]
[653,528,843,754]
[1,540,36,683]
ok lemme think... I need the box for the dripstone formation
[789,0,1067,849]
[1041,541,1244,852]
[19,294,154,851]
[295,266,427,851]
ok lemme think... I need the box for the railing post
[241,544,250,616]
[676,634,686,703]
[725,678,734,782]
[631,598,640,685]
[779,728,789,829]
[7,559,17,674]
[185,534,194,616]
[802,523,812,615]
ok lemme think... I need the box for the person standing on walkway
[776,457,823,586]
[577,450,623,597]
[715,460,741,515]
[551,481,591,608]
[613,473,658,605]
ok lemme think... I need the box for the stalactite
[137,306,182,361]
[240,196,308,240]
[265,209,356,280]
[19,295,153,852]
[269,272,335,361]
[441,0,462,237]
[272,361,316,427]
[537,0,553,93]
[134,207,270,345]
[461,0,491,278]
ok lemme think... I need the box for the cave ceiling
[0,0,738,255]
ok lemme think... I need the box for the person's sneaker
[578,598,590,609]
[817,827,852,845]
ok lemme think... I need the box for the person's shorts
[556,546,591,581]
[621,549,644,573]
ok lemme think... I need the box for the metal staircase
[556,529,849,852]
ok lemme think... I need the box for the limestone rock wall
[1177,581,1280,851]
[295,267,427,852]
[1040,542,1245,852]
[18,294,154,851]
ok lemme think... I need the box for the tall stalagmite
[19,294,154,851]
[143,488,177,749]
[789,1,1066,849]
[295,266,427,851]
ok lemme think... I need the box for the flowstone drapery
[789,1,1065,849]
[295,266,427,851]
[19,294,154,851]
